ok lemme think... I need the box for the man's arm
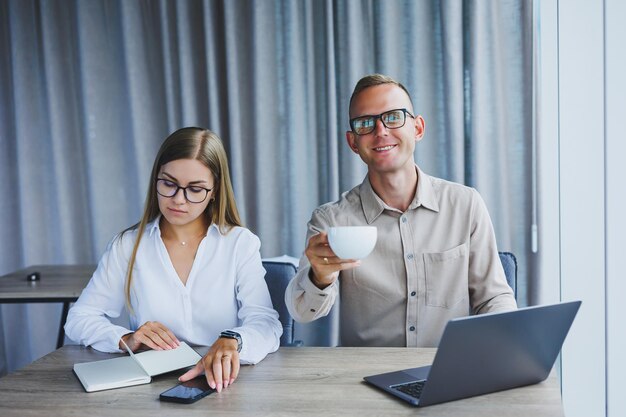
[285,262,339,323]
[468,189,518,314]
[285,209,359,322]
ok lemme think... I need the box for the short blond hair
[349,74,413,117]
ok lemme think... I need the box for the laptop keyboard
[391,380,426,399]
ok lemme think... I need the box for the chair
[498,251,517,298]
[262,260,303,346]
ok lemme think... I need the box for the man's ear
[414,115,426,142]
[346,131,359,153]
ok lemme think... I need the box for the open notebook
[73,341,201,392]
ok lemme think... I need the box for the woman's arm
[179,229,282,391]
[229,231,282,364]
[64,234,133,353]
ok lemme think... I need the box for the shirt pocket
[423,243,469,308]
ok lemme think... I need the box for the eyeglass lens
[351,109,408,135]
[156,179,209,203]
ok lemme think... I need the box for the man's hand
[178,337,240,393]
[119,321,180,351]
[305,232,361,289]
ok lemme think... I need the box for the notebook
[73,341,201,392]
[364,300,581,407]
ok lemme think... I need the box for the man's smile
[372,144,397,152]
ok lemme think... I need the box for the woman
[65,127,282,393]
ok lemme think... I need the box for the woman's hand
[119,321,180,352]
[178,337,240,393]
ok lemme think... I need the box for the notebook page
[135,342,201,376]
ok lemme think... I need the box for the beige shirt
[285,166,517,347]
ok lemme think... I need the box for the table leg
[57,302,70,349]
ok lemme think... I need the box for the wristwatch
[219,330,242,352]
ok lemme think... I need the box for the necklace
[176,232,206,247]
[161,221,207,248]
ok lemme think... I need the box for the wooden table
[0,265,96,348]
[0,346,564,416]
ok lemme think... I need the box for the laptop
[364,300,581,407]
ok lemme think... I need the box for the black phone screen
[159,377,215,404]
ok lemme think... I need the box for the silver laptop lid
[418,300,581,406]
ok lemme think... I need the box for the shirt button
[401,216,408,223]
[310,308,316,312]
[409,326,416,331]
[410,291,416,297]
[407,253,414,260]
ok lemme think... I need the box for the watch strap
[219,330,242,352]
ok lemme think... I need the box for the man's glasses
[156,179,212,203]
[349,108,415,135]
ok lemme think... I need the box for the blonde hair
[121,127,242,310]
[349,74,414,117]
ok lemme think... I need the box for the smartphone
[159,377,215,404]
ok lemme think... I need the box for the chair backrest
[498,251,517,298]
[262,260,299,346]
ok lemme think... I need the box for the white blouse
[65,218,282,364]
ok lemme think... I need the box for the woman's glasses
[156,179,212,203]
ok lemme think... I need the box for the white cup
[327,226,377,260]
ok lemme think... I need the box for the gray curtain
[0,0,532,375]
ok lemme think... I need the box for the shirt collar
[147,216,219,237]
[360,178,385,224]
[360,165,440,224]
[148,217,161,237]
[410,165,440,213]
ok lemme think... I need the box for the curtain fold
[0,0,532,374]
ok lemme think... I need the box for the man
[285,74,516,347]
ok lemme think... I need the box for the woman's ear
[208,183,218,203]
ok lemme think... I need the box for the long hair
[122,127,242,310]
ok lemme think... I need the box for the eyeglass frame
[349,108,416,135]
[155,178,213,204]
